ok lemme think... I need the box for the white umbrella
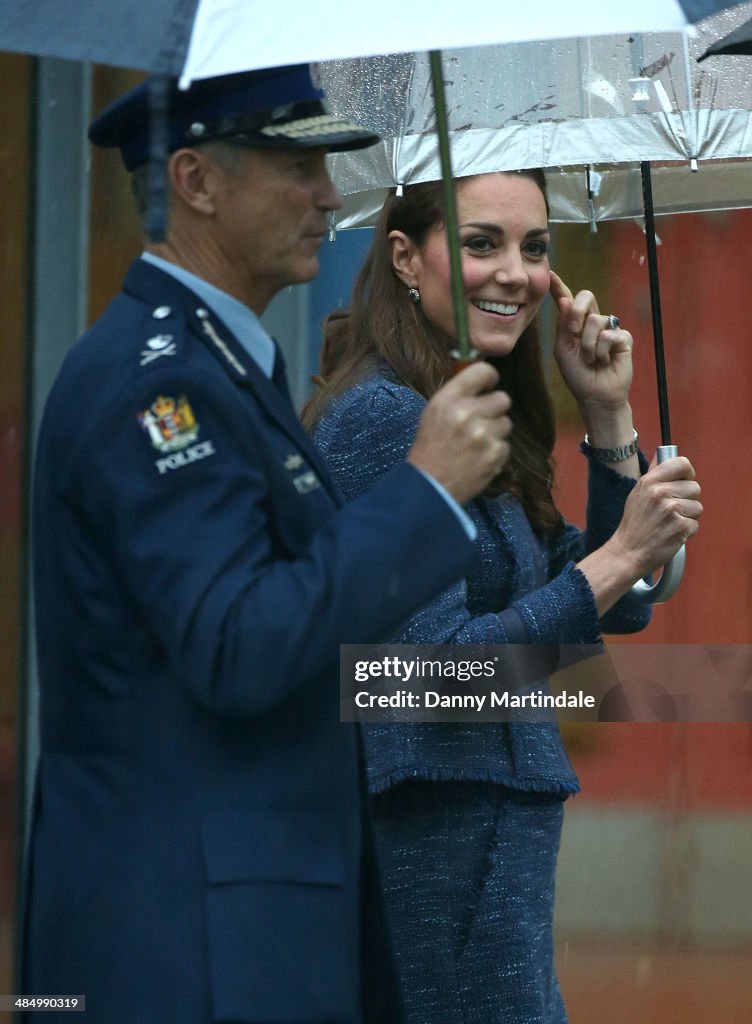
[0,0,745,81]
[179,0,744,83]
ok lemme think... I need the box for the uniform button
[152,305,171,319]
[196,308,209,318]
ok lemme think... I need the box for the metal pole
[19,56,91,989]
[428,50,472,359]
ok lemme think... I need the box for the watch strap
[582,428,639,463]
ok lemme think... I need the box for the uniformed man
[23,65,511,1023]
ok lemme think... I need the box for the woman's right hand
[604,455,703,581]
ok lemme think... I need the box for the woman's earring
[407,286,421,304]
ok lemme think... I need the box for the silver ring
[605,314,620,330]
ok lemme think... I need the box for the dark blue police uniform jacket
[24,259,475,1024]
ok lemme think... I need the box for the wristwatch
[582,428,639,463]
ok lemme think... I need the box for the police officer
[24,65,511,1023]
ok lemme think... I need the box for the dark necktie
[271,344,292,404]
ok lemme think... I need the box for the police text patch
[155,440,216,475]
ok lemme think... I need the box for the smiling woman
[389,175,551,358]
[302,169,703,1024]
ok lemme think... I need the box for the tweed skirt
[371,780,568,1024]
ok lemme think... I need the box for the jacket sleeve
[68,367,475,718]
[548,452,652,635]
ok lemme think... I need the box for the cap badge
[270,103,294,123]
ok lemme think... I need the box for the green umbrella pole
[428,50,472,359]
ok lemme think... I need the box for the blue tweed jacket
[315,371,651,798]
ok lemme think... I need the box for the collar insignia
[140,334,176,366]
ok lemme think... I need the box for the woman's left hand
[550,270,633,412]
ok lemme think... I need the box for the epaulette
[130,301,190,376]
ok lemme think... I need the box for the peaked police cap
[88,63,379,170]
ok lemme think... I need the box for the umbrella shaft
[640,162,672,446]
[429,51,472,359]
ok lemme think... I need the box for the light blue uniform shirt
[141,251,276,376]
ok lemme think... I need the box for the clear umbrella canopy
[320,2,752,605]
[322,3,752,228]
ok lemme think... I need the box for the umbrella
[0,0,747,83]
[2,0,747,256]
[323,10,752,228]
[1,0,743,247]
[322,6,752,365]
[319,7,752,601]
[2,0,747,591]
[1,0,745,284]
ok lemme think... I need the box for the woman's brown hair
[302,171,564,536]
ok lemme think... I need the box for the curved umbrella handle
[629,444,685,605]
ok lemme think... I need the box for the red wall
[553,208,752,812]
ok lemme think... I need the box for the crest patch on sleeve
[137,394,216,475]
[138,394,199,452]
